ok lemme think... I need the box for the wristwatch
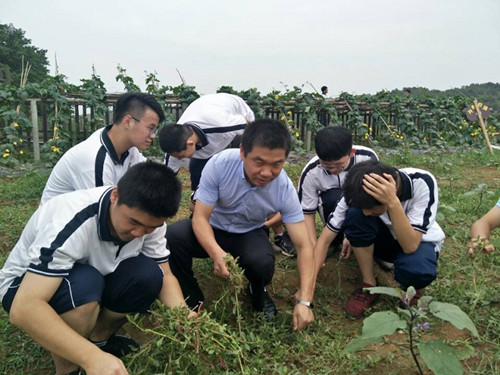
[295,299,314,309]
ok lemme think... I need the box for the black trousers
[167,219,275,309]
[2,254,163,315]
[188,158,211,191]
[189,136,242,191]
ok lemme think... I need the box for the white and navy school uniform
[40,125,146,204]
[165,93,254,190]
[1,186,168,314]
[327,168,445,289]
[297,145,378,222]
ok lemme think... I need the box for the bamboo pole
[305,129,312,151]
[30,99,40,161]
[473,99,493,154]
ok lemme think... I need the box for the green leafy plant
[462,183,495,212]
[37,74,76,165]
[345,286,478,375]
[115,65,141,92]
[125,255,253,374]
[80,70,108,132]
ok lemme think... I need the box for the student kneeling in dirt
[272,126,377,259]
[293,126,378,257]
[314,160,445,318]
[166,119,316,331]
[0,162,195,375]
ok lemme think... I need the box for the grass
[0,148,499,374]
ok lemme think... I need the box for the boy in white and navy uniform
[0,162,192,375]
[314,160,445,318]
[160,93,254,191]
[40,92,164,204]
[278,127,378,258]
[1,186,169,299]
[299,147,378,227]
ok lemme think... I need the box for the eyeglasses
[318,163,346,173]
[318,157,350,173]
[130,115,159,137]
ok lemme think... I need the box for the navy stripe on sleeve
[410,172,435,233]
[94,146,107,187]
[152,254,170,264]
[297,159,320,202]
[28,203,100,276]
[202,123,247,134]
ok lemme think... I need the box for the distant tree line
[0,23,50,84]
[397,83,500,114]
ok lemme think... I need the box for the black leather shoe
[247,283,277,322]
[262,289,277,322]
[93,334,140,358]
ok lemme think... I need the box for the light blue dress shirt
[196,149,304,233]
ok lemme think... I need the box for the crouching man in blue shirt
[167,119,316,331]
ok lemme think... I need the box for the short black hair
[343,160,398,209]
[159,124,194,153]
[321,86,328,93]
[241,119,291,157]
[114,92,165,124]
[116,161,181,218]
[315,126,352,161]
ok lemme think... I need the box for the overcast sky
[2,0,499,96]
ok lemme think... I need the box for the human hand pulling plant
[468,199,500,256]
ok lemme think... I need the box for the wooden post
[305,129,312,151]
[30,99,40,161]
[474,99,493,154]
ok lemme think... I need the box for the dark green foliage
[397,82,500,113]
[0,23,50,84]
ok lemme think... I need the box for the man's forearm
[470,218,491,241]
[296,236,316,301]
[11,298,102,370]
[296,244,316,301]
[286,222,316,300]
[304,214,317,246]
[314,229,337,275]
[265,212,282,228]
[192,217,226,259]
[158,263,189,308]
[387,202,421,253]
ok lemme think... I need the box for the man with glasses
[295,126,378,259]
[41,92,164,204]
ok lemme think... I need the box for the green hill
[398,82,500,114]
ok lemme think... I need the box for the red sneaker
[344,287,379,318]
